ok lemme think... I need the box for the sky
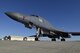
[0,0,80,41]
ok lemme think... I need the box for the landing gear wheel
[35,38,39,41]
[4,36,8,40]
[23,37,27,41]
[51,38,56,41]
[7,36,11,40]
[61,38,65,41]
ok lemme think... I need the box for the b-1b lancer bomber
[5,12,80,41]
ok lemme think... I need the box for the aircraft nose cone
[5,12,19,20]
[5,12,24,23]
[5,12,12,15]
[5,12,17,17]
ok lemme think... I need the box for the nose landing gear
[35,28,41,41]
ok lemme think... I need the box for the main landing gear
[51,38,66,41]
[51,38,56,41]
[61,38,65,41]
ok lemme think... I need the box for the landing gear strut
[35,28,41,41]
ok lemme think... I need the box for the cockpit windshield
[30,15,39,17]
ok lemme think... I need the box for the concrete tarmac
[0,40,80,53]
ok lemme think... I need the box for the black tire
[7,36,11,40]
[51,38,56,41]
[35,38,39,41]
[23,37,27,41]
[61,39,65,41]
[4,36,8,40]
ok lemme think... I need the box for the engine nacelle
[47,34,60,39]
